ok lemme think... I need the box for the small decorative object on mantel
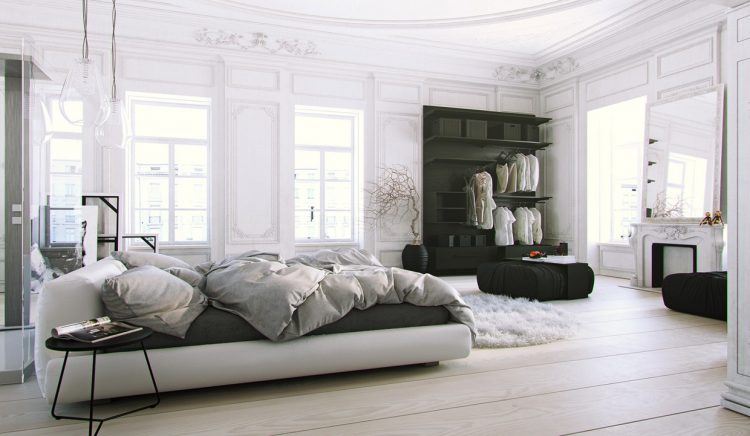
[528,250,547,259]
[365,165,427,272]
[700,212,713,226]
[712,210,724,225]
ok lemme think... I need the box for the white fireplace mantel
[629,222,726,288]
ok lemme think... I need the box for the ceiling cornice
[202,0,603,29]
[194,28,321,57]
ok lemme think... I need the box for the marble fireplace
[629,223,725,288]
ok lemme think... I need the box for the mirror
[643,85,724,221]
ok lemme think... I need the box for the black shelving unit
[82,193,121,252]
[422,105,554,275]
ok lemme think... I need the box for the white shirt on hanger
[530,207,543,244]
[527,154,539,191]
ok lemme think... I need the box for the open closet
[422,106,555,275]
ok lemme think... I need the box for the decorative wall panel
[376,112,421,242]
[585,63,649,101]
[543,87,575,113]
[541,117,574,243]
[226,100,280,244]
[499,94,535,113]
[227,67,280,90]
[428,88,490,110]
[121,56,215,86]
[292,74,365,99]
[656,38,713,79]
[377,81,421,104]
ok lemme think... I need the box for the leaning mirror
[643,85,724,221]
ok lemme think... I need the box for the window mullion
[169,142,176,243]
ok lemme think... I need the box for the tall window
[294,106,361,243]
[47,97,83,244]
[587,96,647,243]
[128,93,210,244]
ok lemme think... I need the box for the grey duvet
[198,250,476,342]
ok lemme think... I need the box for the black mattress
[662,271,727,321]
[111,304,452,352]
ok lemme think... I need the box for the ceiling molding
[194,28,320,56]
[204,0,602,29]
[494,57,579,83]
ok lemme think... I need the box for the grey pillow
[165,266,206,290]
[111,251,192,270]
[102,265,207,338]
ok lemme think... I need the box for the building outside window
[46,97,83,244]
[294,106,362,243]
[127,93,210,244]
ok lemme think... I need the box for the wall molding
[656,37,714,79]
[226,65,281,90]
[195,28,320,57]
[657,76,714,100]
[543,86,575,113]
[376,81,422,104]
[376,111,422,243]
[494,56,579,84]
[226,100,280,245]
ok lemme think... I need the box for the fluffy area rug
[462,292,580,348]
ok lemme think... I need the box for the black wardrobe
[422,105,554,275]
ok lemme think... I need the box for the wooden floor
[1,276,748,435]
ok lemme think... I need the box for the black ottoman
[477,260,595,301]
[662,272,727,320]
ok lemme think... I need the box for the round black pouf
[402,244,428,273]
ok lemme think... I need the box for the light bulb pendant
[95,98,131,149]
[59,57,111,126]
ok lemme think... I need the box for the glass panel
[175,177,207,209]
[175,144,207,176]
[49,174,82,207]
[295,181,320,210]
[133,103,208,140]
[324,151,351,180]
[295,210,320,240]
[324,211,352,240]
[136,210,170,242]
[325,182,351,210]
[295,115,352,147]
[48,97,82,133]
[295,150,320,180]
[49,138,82,173]
[174,210,207,242]
[134,142,169,175]
[135,176,169,208]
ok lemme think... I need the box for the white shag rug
[463,293,580,348]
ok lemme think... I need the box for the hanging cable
[111,0,117,98]
[82,0,89,59]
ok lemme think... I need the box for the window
[587,96,647,243]
[294,106,362,243]
[128,93,210,244]
[47,96,83,244]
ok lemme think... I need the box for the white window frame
[294,106,363,245]
[126,92,211,247]
[44,93,84,246]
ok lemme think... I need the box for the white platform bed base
[35,259,472,404]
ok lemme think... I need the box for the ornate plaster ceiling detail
[194,28,320,56]
[494,56,579,83]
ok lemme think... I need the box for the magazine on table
[51,316,142,343]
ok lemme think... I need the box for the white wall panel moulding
[494,56,579,84]
[194,28,320,56]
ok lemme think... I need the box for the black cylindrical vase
[402,244,428,273]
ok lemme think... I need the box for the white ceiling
[146,0,726,61]
[79,0,735,65]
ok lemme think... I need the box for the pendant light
[96,0,131,149]
[59,0,110,126]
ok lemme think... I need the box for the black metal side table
[45,327,160,436]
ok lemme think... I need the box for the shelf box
[525,125,540,142]
[431,118,461,137]
[465,119,488,139]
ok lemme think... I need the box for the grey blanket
[200,249,475,342]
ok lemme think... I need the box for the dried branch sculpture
[366,165,421,244]
[653,191,685,218]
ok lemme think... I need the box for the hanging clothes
[506,161,518,194]
[513,207,536,245]
[493,206,515,246]
[465,178,478,227]
[514,153,528,192]
[530,207,543,244]
[527,154,539,191]
[473,171,495,230]
[495,163,509,194]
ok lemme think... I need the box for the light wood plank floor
[1,275,748,435]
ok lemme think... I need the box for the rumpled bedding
[197,249,476,342]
